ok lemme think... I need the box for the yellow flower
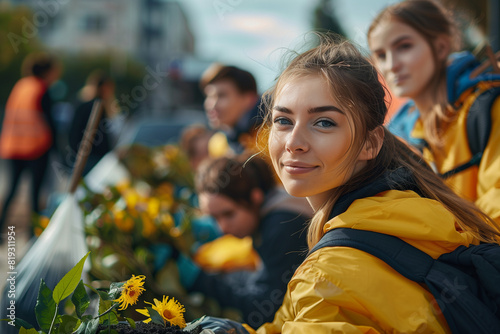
[113,210,135,233]
[147,197,161,218]
[34,227,43,237]
[136,296,186,328]
[114,275,146,310]
[140,212,156,238]
[159,213,174,232]
[115,180,131,194]
[40,216,50,228]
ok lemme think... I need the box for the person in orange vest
[0,52,61,239]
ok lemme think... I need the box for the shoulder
[386,101,425,148]
[289,246,387,295]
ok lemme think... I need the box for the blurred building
[10,0,194,60]
[9,0,198,114]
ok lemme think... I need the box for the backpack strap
[308,228,433,283]
[466,86,500,156]
[310,228,500,333]
[441,86,500,179]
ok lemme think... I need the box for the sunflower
[136,296,186,328]
[114,275,146,310]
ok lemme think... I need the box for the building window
[81,13,107,33]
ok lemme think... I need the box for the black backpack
[441,85,500,178]
[310,228,500,333]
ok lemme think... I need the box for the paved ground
[0,158,35,292]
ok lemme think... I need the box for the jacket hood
[324,169,474,258]
[447,51,500,104]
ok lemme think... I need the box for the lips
[393,74,409,85]
[282,161,318,175]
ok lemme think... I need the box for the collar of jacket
[328,168,422,220]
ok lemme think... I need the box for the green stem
[96,303,119,318]
[47,303,59,334]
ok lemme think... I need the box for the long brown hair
[367,0,461,149]
[259,34,499,249]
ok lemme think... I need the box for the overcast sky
[180,0,400,92]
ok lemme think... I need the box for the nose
[386,52,401,73]
[285,125,309,153]
[204,96,217,112]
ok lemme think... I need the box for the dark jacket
[69,98,112,174]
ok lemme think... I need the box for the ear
[358,126,385,161]
[434,35,451,61]
[250,188,264,207]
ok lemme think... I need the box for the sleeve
[68,102,90,155]
[190,211,308,328]
[41,90,56,137]
[476,96,500,224]
[256,270,382,334]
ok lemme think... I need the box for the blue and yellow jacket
[388,52,500,225]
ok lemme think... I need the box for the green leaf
[97,303,118,326]
[72,280,90,319]
[146,306,164,326]
[53,252,90,303]
[98,299,114,317]
[19,327,39,334]
[12,318,34,329]
[35,279,57,332]
[83,283,111,301]
[125,317,136,329]
[107,282,124,300]
[58,315,80,334]
[74,318,99,334]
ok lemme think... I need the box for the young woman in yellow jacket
[367,0,500,225]
[248,35,500,333]
[193,35,500,333]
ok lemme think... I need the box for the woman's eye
[397,43,412,51]
[315,119,336,128]
[273,117,292,126]
[374,51,386,61]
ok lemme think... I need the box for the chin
[282,184,311,198]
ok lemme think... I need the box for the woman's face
[198,192,258,238]
[369,19,437,101]
[268,74,368,210]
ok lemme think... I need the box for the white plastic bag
[0,194,88,332]
[84,151,130,193]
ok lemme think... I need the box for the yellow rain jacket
[415,92,500,225]
[246,189,475,333]
[388,52,500,226]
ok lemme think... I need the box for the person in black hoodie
[69,70,117,175]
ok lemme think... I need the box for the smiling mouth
[393,75,408,85]
[283,164,318,175]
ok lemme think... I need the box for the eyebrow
[391,35,413,47]
[273,105,344,114]
[373,35,413,54]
